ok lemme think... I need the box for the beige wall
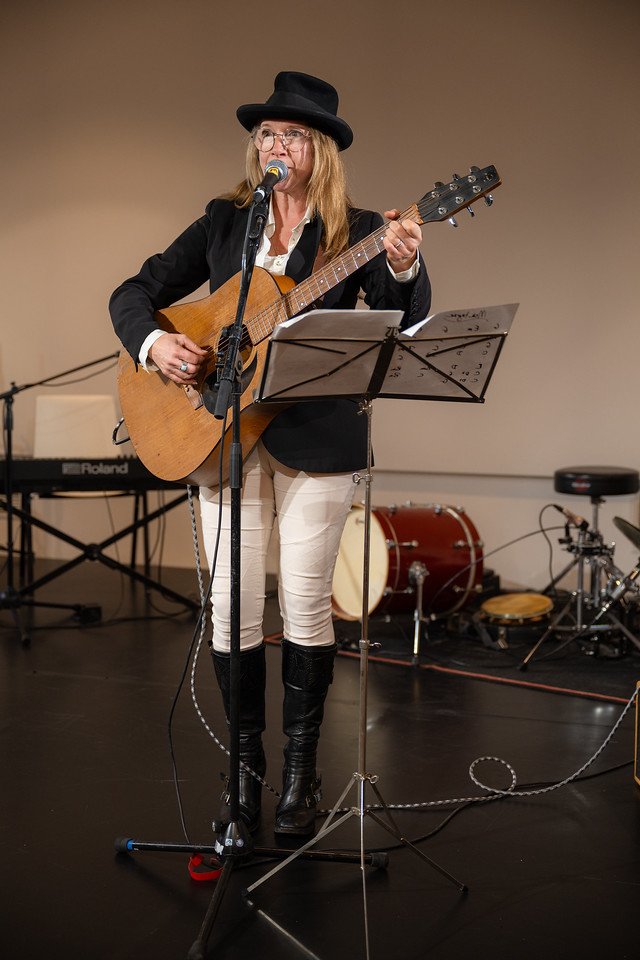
[2,0,640,593]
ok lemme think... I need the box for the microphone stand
[116,197,371,960]
[0,353,120,642]
[197,192,272,902]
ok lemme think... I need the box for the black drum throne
[521,465,640,667]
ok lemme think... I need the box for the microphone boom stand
[117,196,367,960]
[184,194,270,957]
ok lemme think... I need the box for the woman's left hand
[383,209,422,273]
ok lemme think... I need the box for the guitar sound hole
[202,375,220,415]
[202,338,258,416]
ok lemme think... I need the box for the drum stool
[521,465,640,666]
[554,465,639,529]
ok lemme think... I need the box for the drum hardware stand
[1,354,120,643]
[597,515,640,652]
[408,560,430,662]
[248,303,515,958]
[471,608,510,651]
[519,511,640,669]
[409,523,484,659]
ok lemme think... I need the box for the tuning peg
[467,207,475,217]
[448,217,458,227]
[452,173,460,181]
[484,195,494,207]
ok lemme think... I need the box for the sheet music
[256,304,517,403]
[257,310,403,401]
[382,303,519,400]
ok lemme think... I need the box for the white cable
[185,484,280,799]
[322,684,639,816]
[186,484,227,755]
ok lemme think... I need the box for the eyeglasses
[253,127,311,153]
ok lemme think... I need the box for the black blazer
[109,199,431,473]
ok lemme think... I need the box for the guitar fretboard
[245,205,419,345]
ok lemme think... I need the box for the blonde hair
[223,128,353,261]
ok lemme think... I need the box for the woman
[109,71,431,837]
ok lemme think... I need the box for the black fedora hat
[237,71,353,151]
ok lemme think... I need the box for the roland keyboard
[0,457,195,610]
[1,457,184,495]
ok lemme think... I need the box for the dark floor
[1,561,639,960]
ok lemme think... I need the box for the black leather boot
[274,640,337,837]
[211,643,266,834]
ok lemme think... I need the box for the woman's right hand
[148,332,210,385]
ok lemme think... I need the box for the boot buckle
[306,777,322,806]
[220,774,231,806]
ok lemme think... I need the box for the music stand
[245,302,517,957]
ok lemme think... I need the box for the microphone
[592,563,640,621]
[553,504,589,530]
[252,158,289,202]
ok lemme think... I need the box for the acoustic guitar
[117,164,501,487]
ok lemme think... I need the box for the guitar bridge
[183,384,203,410]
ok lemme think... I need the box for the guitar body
[117,268,295,487]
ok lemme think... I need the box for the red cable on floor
[417,661,629,704]
[265,633,630,705]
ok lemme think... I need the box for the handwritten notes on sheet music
[381,303,519,402]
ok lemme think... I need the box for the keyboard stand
[2,490,198,613]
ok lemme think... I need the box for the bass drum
[332,502,483,620]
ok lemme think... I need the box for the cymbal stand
[245,398,466,960]
[520,506,638,668]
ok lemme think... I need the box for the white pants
[199,441,356,653]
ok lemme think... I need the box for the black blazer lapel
[285,217,324,284]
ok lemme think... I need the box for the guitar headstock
[415,165,501,225]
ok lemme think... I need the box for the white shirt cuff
[139,329,165,371]
[387,252,421,283]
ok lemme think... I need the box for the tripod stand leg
[244,901,324,960]
[255,811,359,897]
[7,599,30,644]
[187,857,235,960]
[601,610,640,653]
[368,780,467,892]
[518,597,573,670]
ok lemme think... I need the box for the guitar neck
[245,204,419,346]
[245,164,501,346]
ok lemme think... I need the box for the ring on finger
[395,238,403,248]
[180,361,188,372]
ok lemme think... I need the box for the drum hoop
[331,503,388,619]
[438,505,481,614]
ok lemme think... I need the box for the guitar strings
[245,203,420,345]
